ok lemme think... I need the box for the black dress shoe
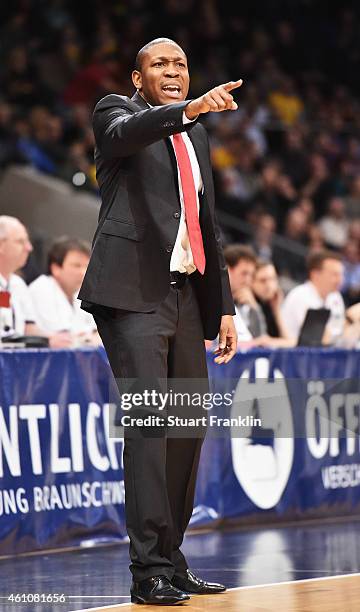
[172,569,226,594]
[131,575,190,605]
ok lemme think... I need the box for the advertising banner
[0,348,126,555]
[1,347,360,554]
[196,348,360,524]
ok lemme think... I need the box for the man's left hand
[214,315,237,364]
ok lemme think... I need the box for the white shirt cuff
[182,111,197,124]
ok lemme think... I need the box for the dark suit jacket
[79,91,235,339]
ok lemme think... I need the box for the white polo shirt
[0,273,36,337]
[281,280,345,342]
[29,274,96,334]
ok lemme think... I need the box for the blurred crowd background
[0,0,360,340]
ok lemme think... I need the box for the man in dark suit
[79,37,240,605]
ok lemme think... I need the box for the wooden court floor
[72,573,360,612]
[2,520,360,611]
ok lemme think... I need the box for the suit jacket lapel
[130,93,211,211]
[131,91,209,185]
[131,90,149,109]
[131,91,181,204]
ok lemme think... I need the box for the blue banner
[1,347,360,555]
[196,348,360,525]
[0,348,126,555]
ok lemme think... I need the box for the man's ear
[132,70,142,90]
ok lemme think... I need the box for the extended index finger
[222,79,243,92]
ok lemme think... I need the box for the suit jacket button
[166,245,173,253]
[173,211,180,219]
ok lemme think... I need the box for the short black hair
[255,259,276,273]
[47,236,91,274]
[307,249,342,274]
[223,244,257,268]
[135,37,184,71]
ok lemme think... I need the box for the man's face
[52,250,89,295]
[253,264,278,301]
[132,42,190,106]
[228,259,255,295]
[0,222,32,273]
[311,259,344,296]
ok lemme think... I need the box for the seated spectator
[341,302,360,348]
[0,100,26,169]
[307,224,326,254]
[2,46,52,109]
[273,206,308,282]
[318,196,349,250]
[251,260,295,347]
[282,206,309,244]
[249,157,296,228]
[343,175,360,220]
[296,196,315,224]
[0,216,71,347]
[29,237,100,346]
[341,240,360,306]
[348,219,360,244]
[62,51,125,108]
[211,131,259,214]
[250,213,276,262]
[281,250,346,345]
[223,244,266,340]
[268,76,304,126]
[280,128,310,190]
[301,153,334,220]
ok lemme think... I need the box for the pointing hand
[185,80,243,119]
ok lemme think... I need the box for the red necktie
[172,133,206,274]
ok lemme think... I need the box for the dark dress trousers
[78,91,235,581]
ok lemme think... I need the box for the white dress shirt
[29,274,96,334]
[0,272,36,337]
[281,280,345,342]
[234,305,253,341]
[146,100,203,274]
[169,127,203,274]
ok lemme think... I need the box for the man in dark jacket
[79,37,240,605]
